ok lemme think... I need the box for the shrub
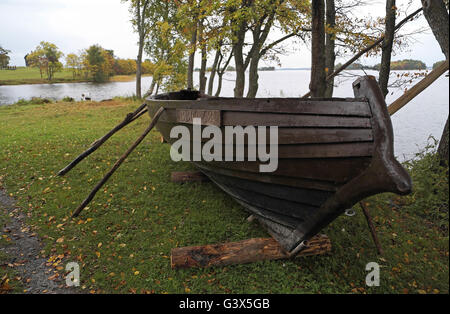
[61,96,75,102]
[403,137,449,232]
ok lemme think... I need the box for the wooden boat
[146,76,412,255]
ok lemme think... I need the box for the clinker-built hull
[146,76,412,254]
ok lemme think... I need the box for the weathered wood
[222,112,372,128]
[360,201,384,255]
[388,59,449,115]
[71,107,165,218]
[148,76,411,253]
[152,98,372,116]
[171,171,209,183]
[159,122,374,144]
[171,234,331,269]
[58,103,147,176]
[207,157,372,183]
[195,162,339,192]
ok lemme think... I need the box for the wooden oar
[58,103,148,176]
[71,107,165,218]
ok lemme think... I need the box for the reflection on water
[0,77,155,104]
[0,70,448,160]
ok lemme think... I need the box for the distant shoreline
[0,74,151,86]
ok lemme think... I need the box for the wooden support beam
[71,107,165,218]
[388,59,449,116]
[171,234,331,269]
[360,201,384,255]
[171,171,209,183]
[58,104,147,176]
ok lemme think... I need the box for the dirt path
[0,189,77,294]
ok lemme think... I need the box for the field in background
[0,67,142,85]
[0,99,448,294]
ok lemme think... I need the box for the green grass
[0,67,90,85]
[0,100,448,294]
[0,67,145,86]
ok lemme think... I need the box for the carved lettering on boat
[176,109,221,126]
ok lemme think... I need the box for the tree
[421,0,449,164]
[0,46,10,68]
[26,50,47,79]
[222,0,309,97]
[310,0,327,98]
[324,0,335,97]
[65,53,81,78]
[27,41,63,81]
[124,0,151,98]
[378,0,396,99]
[83,45,114,82]
[142,0,187,96]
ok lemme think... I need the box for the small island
[338,59,428,71]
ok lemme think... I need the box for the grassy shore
[0,99,448,294]
[0,67,146,85]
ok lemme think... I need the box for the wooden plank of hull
[156,123,374,159]
[203,172,305,229]
[206,157,372,183]
[194,169,333,206]
[195,162,338,192]
[150,98,372,117]
[159,109,372,128]
[222,112,372,128]
[170,141,374,159]
[158,121,374,144]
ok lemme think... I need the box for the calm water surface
[0,70,448,160]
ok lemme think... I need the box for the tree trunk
[215,73,224,97]
[198,20,207,93]
[187,22,197,90]
[324,0,336,98]
[422,0,449,163]
[233,36,246,97]
[171,234,331,269]
[208,49,220,95]
[378,0,396,99]
[310,0,327,98]
[246,49,260,98]
[143,78,156,98]
[199,47,207,93]
[136,35,144,99]
[422,0,449,59]
[438,117,449,165]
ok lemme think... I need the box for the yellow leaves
[119,243,126,248]
[0,275,12,294]
[185,287,191,293]
[95,251,101,258]
[97,242,102,248]
[43,187,51,194]
[417,289,427,294]
[134,271,140,276]
[56,237,64,243]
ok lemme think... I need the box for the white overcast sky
[0,0,446,68]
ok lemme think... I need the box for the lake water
[0,70,448,160]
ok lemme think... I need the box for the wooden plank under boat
[145,76,412,255]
